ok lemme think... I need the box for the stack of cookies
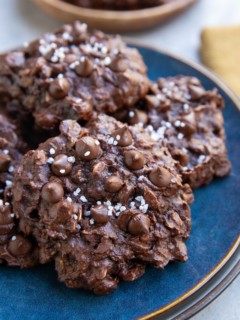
[0,21,231,295]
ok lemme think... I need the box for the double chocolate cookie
[121,76,231,188]
[0,115,38,267]
[13,114,192,294]
[0,21,149,132]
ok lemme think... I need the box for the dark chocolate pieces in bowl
[0,21,149,132]
[122,76,231,188]
[64,0,173,10]
[13,114,192,294]
[0,115,38,267]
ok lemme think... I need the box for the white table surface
[0,1,239,319]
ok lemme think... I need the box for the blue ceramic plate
[0,44,239,320]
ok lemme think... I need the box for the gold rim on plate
[125,41,240,319]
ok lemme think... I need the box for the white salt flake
[89,219,95,225]
[59,169,66,174]
[177,133,184,140]
[73,188,81,196]
[5,180,12,187]
[11,236,17,241]
[104,56,111,65]
[67,156,76,163]
[198,155,206,164]
[67,197,72,203]
[84,151,91,157]
[47,157,54,164]
[8,166,14,173]
[49,148,55,155]
[85,211,91,217]
[80,196,87,203]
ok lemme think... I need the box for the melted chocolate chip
[189,85,206,100]
[112,126,132,147]
[51,154,73,176]
[41,181,64,203]
[104,176,123,193]
[128,110,148,126]
[123,150,145,170]
[109,58,127,72]
[180,112,196,136]
[128,213,150,236]
[91,205,108,224]
[0,153,11,172]
[75,136,100,161]
[75,57,94,77]
[149,167,171,188]
[7,235,32,257]
[49,78,70,99]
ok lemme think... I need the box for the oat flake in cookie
[13,114,192,294]
[0,115,38,267]
[124,76,232,188]
[0,21,149,131]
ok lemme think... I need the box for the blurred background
[0,1,239,319]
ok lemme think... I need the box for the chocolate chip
[123,150,145,170]
[91,205,108,224]
[35,112,59,130]
[109,58,127,72]
[0,210,14,225]
[180,112,196,136]
[51,154,73,176]
[8,235,32,257]
[128,110,148,126]
[59,119,81,138]
[49,77,70,99]
[145,95,160,108]
[172,149,189,166]
[75,57,93,77]
[75,136,100,161]
[0,153,11,172]
[105,176,123,193]
[189,85,206,100]
[41,181,64,203]
[149,167,171,188]
[128,213,150,236]
[112,126,132,147]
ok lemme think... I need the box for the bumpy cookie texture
[13,114,192,294]
[0,115,38,267]
[0,21,149,132]
[121,76,232,188]
[65,0,173,10]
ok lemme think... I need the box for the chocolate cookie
[0,114,38,267]
[121,76,231,188]
[13,114,192,294]
[64,0,172,10]
[0,21,149,133]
